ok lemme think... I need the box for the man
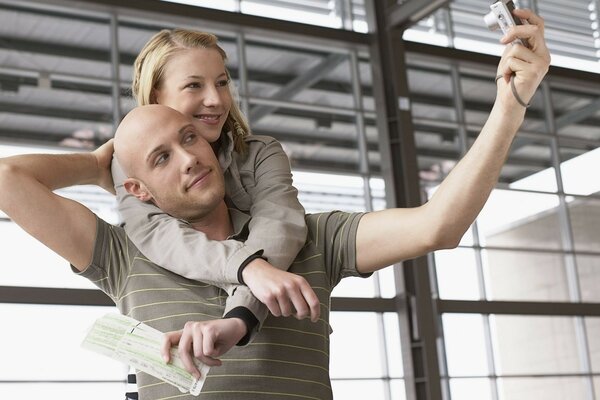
[0,10,549,400]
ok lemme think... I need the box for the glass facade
[0,1,598,399]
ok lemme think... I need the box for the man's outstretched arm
[0,141,114,271]
[356,9,551,274]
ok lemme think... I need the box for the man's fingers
[500,24,540,49]
[201,329,223,366]
[512,8,545,28]
[179,329,202,379]
[161,331,182,363]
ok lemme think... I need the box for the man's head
[114,104,225,222]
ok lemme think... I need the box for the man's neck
[189,201,233,240]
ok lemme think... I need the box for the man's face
[123,106,225,222]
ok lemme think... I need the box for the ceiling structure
[0,0,598,187]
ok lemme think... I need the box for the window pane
[482,249,570,302]
[567,197,600,253]
[383,313,404,378]
[389,379,407,400]
[435,248,480,300]
[506,137,557,193]
[491,315,581,375]
[585,318,600,372]
[560,146,600,196]
[294,171,366,213]
[0,304,126,380]
[497,377,588,400]
[477,190,562,250]
[330,312,385,379]
[0,221,96,289]
[577,255,600,302]
[331,379,387,399]
[449,378,493,400]
[0,383,126,400]
[442,314,489,377]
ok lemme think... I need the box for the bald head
[114,104,191,177]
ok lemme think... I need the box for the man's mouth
[186,169,211,190]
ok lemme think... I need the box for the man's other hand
[242,258,321,322]
[161,318,246,379]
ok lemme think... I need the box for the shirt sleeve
[72,216,134,301]
[306,211,370,288]
[237,137,308,270]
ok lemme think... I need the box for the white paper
[81,313,209,395]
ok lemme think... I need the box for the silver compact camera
[483,0,530,48]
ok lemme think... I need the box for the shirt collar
[227,208,251,240]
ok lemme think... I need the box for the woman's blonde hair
[132,29,250,154]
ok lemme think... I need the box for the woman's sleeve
[239,137,308,271]
[111,157,262,286]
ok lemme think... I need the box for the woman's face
[154,48,232,143]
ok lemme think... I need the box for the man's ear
[123,178,152,202]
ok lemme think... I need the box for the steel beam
[249,54,347,122]
[387,0,450,30]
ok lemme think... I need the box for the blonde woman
[111,29,320,348]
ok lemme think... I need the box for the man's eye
[155,153,169,166]
[183,133,197,144]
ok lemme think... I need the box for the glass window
[442,314,490,377]
[482,249,570,302]
[505,137,557,193]
[577,255,600,303]
[383,312,404,378]
[490,315,581,375]
[330,312,386,379]
[0,221,96,289]
[560,146,600,196]
[568,197,600,253]
[331,379,388,399]
[476,190,563,251]
[0,304,125,381]
[434,248,481,301]
[449,378,494,400]
[585,317,600,373]
[497,377,589,400]
[0,383,126,400]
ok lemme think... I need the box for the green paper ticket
[81,313,209,395]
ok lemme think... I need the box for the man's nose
[179,148,199,173]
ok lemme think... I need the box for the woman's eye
[216,79,230,87]
[186,82,202,89]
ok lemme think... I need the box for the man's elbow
[429,224,464,251]
[0,161,22,210]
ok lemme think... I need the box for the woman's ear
[123,178,152,202]
[150,88,158,104]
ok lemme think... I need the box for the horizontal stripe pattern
[78,211,365,400]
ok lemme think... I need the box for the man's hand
[496,8,551,106]
[161,318,246,379]
[242,258,320,322]
[92,139,115,195]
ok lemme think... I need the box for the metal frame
[1,1,600,400]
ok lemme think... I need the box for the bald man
[0,17,550,398]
